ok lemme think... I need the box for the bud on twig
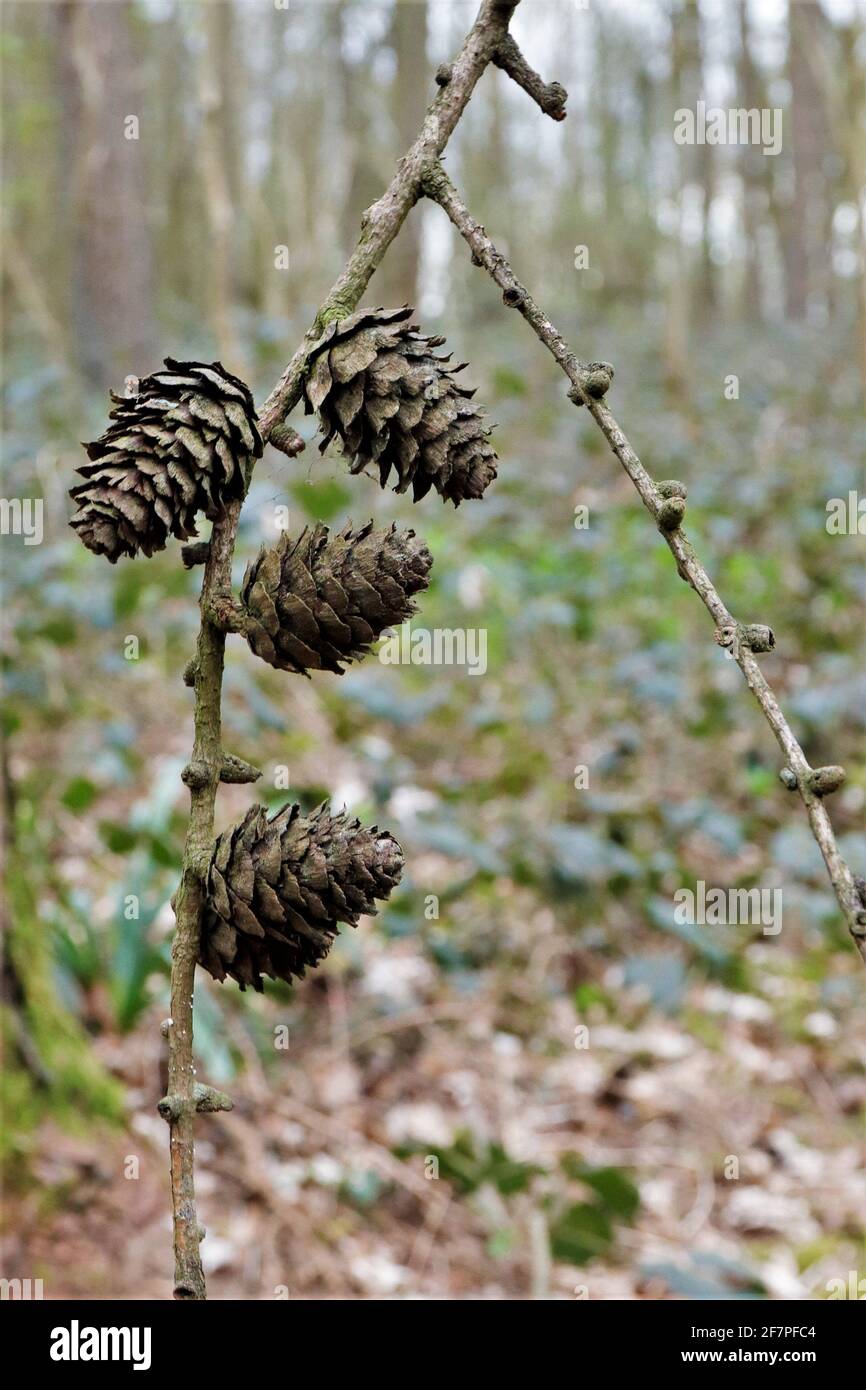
[268,422,306,458]
[740,624,775,653]
[656,480,688,500]
[569,362,615,407]
[658,496,686,532]
[193,1083,233,1114]
[219,753,262,785]
[582,362,614,398]
[807,766,846,798]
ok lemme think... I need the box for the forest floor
[6,913,866,1301]
[3,315,865,1300]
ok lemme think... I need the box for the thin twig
[492,33,567,120]
[163,502,239,1300]
[420,159,866,966]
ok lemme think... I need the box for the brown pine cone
[240,520,432,676]
[71,359,263,562]
[303,305,497,505]
[199,802,404,991]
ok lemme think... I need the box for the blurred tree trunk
[663,1,697,397]
[57,0,155,388]
[736,0,765,321]
[264,1,320,316]
[196,0,244,370]
[157,7,201,320]
[595,14,621,230]
[335,2,378,259]
[693,10,716,311]
[782,0,826,321]
[380,0,428,306]
[261,5,294,324]
[838,20,866,406]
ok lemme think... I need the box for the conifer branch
[163,0,534,1302]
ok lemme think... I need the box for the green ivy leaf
[549,1202,614,1265]
[61,776,99,812]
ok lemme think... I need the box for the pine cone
[70,359,263,562]
[199,802,404,991]
[303,305,497,505]
[240,520,432,675]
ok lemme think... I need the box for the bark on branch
[421,160,866,965]
[492,34,567,120]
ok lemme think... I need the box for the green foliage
[2,807,125,1177]
[418,1132,544,1197]
[547,1156,641,1266]
[397,1132,640,1269]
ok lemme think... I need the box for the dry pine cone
[241,520,432,675]
[304,305,497,505]
[71,358,263,562]
[199,802,404,991]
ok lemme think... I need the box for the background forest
[2,0,865,1300]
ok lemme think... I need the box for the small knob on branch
[658,496,686,532]
[181,760,210,790]
[220,753,262,785]
[583,362,614,398]
[193,1082,233,1114]
[268,422,306,458]
[806,766,846,798]
[740,623,775,653]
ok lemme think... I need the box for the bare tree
[58,0,155,388]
